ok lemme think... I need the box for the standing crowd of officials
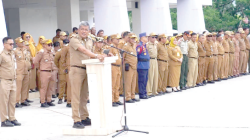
[0,21,250,129]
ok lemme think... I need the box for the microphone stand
[109,45,149,138]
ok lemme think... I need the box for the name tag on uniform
[177,52,180,57]
[45,59,48,62]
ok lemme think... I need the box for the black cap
[63,39,69,44]
[183,31,190,35]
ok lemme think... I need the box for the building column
[4,8,20,41]
[56,0,80,33]
[0,0,8,50]
[94,0,130,35]
[80,10,94,28]
[140,0,173,35]
[177,0,206,34]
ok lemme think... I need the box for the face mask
[221,34,224,38]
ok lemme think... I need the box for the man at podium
[69,21,106,129]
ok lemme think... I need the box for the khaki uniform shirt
[0,49,16,80]
[244,37,250,50]
[217,41,225,55]
[54,49,66,74]
[14,47,31,75]
[109,44,121,65]
[187,40,198,58]
[34,49,57,71]
[146,41,158,58]
[53,36,60,43]
[222,39,230,53]
[197,42,206,57]
[157,42,169,61]
[69,35,93,67]
[239,38,246,51]
[117,39,126,49]
[61,46,70,70]
[204,40,214,56]
[93,46,104,55]
[58,39,63,48]
[229,39,235,53]
[123,42,137,70]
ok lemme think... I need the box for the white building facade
[0,0,212,50]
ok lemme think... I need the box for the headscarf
[36,36,45,52]
[23,33,36,57]
[169,37,177,48]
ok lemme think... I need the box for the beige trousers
[146,59,158,95]
[187,58,198,87]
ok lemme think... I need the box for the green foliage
[128,11,132,32]
[170,0,250,32]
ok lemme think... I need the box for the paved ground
[0,75,250,140]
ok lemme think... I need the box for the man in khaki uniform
[217,34,225,80]
[34,39,57,108]
[157,34,169,94]
[109,34,122,106]
[53,29,61,43]
[69,21,105,128]
[212,32,219,81]
[222,31,230,79]
[204,33,215,83]
[123,33,139,103]
[243,28,250,74]
[61,40,72,107]
[146,33,159,97]
[187,33,198,87]
[14,37,31,108]
[0,37,21,127]
[229,32,236,77]
[239,30,246,74]
[58,32,67,48]
[196,34,206,86]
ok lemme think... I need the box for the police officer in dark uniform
[136,32,150,99]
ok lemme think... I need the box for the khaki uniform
[234,40,240,75]
[239,38,246,73]
[14,47,31,104]
[123,42,137,101]
[157,42,169,93]
[34,49,57,104]
[212,41,218,80]
[196,42,206,84]
[217,41,225,79]
[0,49,17,122]
[146,42,158,96]
[69,35,93,122]
[61,45,71,104]
[168,46,183,87]
[54,48,67,100]
[222,39,230,77]
[187,40,198,87]
[53,36,60,43]
[109,45,121,103]
[244,37,250,73]
[58,39,63,48]
[204,40,214,81]
[118,39,126,95]
[229,39,235,76]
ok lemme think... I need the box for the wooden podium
[63,56,118,136]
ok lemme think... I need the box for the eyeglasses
[6,43,14,46]
[151,36,157,39]
[48,44,53,47]
[26,36,30,39]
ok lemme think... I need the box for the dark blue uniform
[137,41,150,98]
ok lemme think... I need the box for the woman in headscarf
[168,37,183,92]
[36,36,45,52]
[23,33,37,92]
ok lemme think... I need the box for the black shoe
[147,95,152,98]
[87,100,90,103]
[185,86,190,89]
[126,100,135,103]
[222,78,228,80]
[203,80,207,85]
[52,95,57,98]
[66,103,71,108]
[56,93,59,97]
[181,87,186,90]
[21,101,30,106]
[112,102,119,107]
[41,103,49,108]
[207,81,215,83]
[10,120,21,126]
[81,117,91,126]
[197,83,203,86]
[139,96,148,99]
[51,100,55,102]
[119,94,124,97]
[31,89,37,92]
[151,95,155,97]
[58,99,63,104]
[64,99,67,102]
[47,102,55,106]
[135,93,139,95]
[1,120,14,127]
[26,99,33,103]
[132,98,140,102]
[115,101,123,105]
[73,122,85,129]
[15,103,22,108]
[157,92,163,96]
[29,90,32,93]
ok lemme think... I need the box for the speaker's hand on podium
[97,54,106,62]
